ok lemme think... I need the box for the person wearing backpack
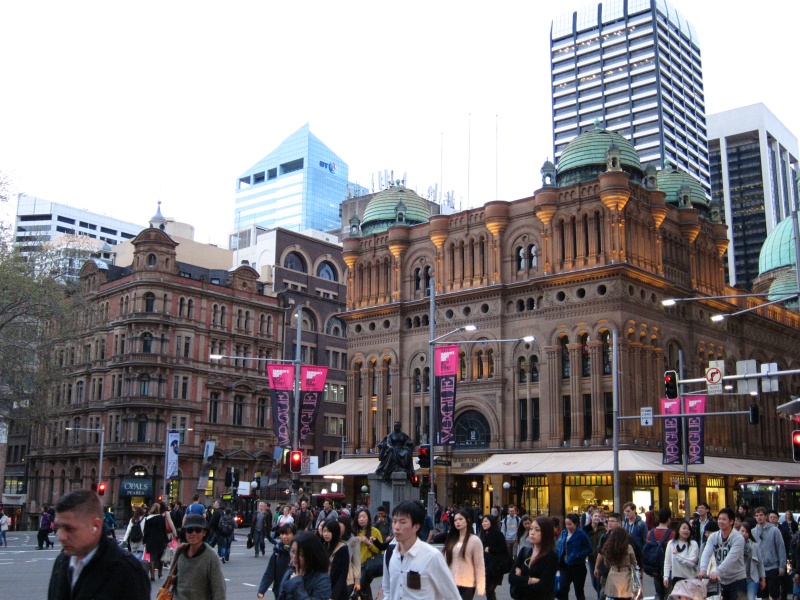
[642,508,675,600]
[501,505,522,557]
[216,507,236,563]
[124,506,146,558]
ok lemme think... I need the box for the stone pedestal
[368,471,416,516]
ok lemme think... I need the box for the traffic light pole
[291,306,302,504]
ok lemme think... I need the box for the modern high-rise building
[234,124,368,235]
[550,0,709,196]
[708,104,799,290]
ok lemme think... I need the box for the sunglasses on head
[185,527,205,534]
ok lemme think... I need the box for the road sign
[737,360,759,395]
[705,366,723,395]
[641,407,653,426]
[761,362,779,393]
[301,455,310,475]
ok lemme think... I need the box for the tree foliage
[0,172,85,425]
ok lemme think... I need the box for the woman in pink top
[443,509,486,600]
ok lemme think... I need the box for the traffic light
[97,482,106,496]
[91,482,98,492]
[411,474,420,487]
[792,431,800,462]
[233,470,240,487]
[749,404,760,425]
[224,467,233,487]
[289,450,303,474]
[664,370,679,399]
[418,444,430,468]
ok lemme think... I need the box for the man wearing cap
[48,489,150,600]
[172,513,226,600]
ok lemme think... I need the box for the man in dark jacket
[48,489,150,600]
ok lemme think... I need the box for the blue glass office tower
[234,124,354,233]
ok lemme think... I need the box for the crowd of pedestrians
[38,487,800,600]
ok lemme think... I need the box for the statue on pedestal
[375,421,415,482]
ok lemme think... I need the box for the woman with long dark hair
[337,514,361,599]
[279,531,332,600]
[480,514,508,600]
[663,520,699,591]
[517,515,534,552]
[322,520,350,600]
[142,502,168,581]
[555,513,593,600]
[508,515,559,599]
[442,509,485,600]
[601,527,639,600]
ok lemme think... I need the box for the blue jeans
[253,530,265,555]
[746,579,759,600]
[0,530,6,546]
[720,578,748,600]
[217,535,231,561]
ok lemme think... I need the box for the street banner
[661,398,682,465]
[299,366,328,445]
[267,364,294,448]
[685,396,706,464]
[435,344,459,445]
[203,440,216,464]
[166,430,180,479]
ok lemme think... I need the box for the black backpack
[642,528,671,576]
[218,515,235,537]
[129,519,143,543]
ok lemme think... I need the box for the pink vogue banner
[267,364,294,448]
[661,398,682,465]
[299,366,328,445]
[685,396,706,464]
[435,345,459,445]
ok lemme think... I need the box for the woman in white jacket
[663,521,699,592]
[739,521,766,600]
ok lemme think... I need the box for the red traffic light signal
[792,431,800,462]
[289,450,303,473]
[97,482,106,496]
[664,370,679,399]
[418,444,430,468]
[411,475,420,487]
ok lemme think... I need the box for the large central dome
[556,123,643,187]
[360,185,431,236]
[759,216,796,275]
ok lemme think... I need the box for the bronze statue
[375,421,415,482]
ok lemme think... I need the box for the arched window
[139,375,150,396]
[528,245,538,269]
[212,304,219,325]
[355,361,363,398]
[518,357,528,383]
[423,367,430,392]
[454,410,490,447]
[233,394,244,426]
[413,368,421,393]
[237,309,243,329]
[517,300,525,312]
[527,298,535,311]
[220,306,227,328]
[187,299,194,319]
[581,333,591,376]
[144,293,155,313]
[601,331,612,375]
[301,312,317,332]
[516,246,524,271]
[560,336,570,379]
[326,317,345,337]
[147,254,156,267]
[244,310,250,332]
[370,361,377,396]
[406,318,413,329]
[487,348,495,379]
[414,316,421,328]
[423,267,432,294]
[316,261,338,281]
[414,268,422,291]
[141,333,153,353]
[260,314,266,334]
[459,352,467,381]
[475,350,484,380]
[179,297,186,317]
[384,357,392,395]
[284,252,307,273]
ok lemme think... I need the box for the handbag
[629,567,642,600]
[247,533,255,550]
[156,547,181,600]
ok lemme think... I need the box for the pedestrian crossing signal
[97,483,106,496]
[792,431,800,462]
[411,475,420,487]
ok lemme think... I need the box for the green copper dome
[759,217,797,275]
[656,161,709,210]
[556,124,643,186]
[361,185,431,235]
[768,269,799,308]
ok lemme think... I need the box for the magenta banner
[435,345,459,445]
[661,398,682,465]
[299,366,328,445]
[267,364,294,448]
[685,396,706,464]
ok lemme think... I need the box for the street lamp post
[65,425,105,491]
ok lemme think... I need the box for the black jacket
[259,541,292,598]
[48,532,150,600]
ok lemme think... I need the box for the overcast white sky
[1,1,797,246]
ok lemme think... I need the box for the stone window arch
[455,410,490,448]
[316,260,338,281]
[284,251,307,273]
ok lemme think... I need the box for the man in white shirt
[382,500,460,600]
[501,504,521,557]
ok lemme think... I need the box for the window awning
[315,456,422,477]
[464,450,799,478]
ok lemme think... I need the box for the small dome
[360,185,431,236]
[149,201,167,230]
[556,125,643,186]
[759,217,797,275]
[768,269,799,308]
[656,162,709,210]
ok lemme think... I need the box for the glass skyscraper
[550,0,709,197]
[708,104,798,290]
[234,124,363,233]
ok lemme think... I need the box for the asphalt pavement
[0,529,658,600]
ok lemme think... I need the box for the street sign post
[705,366,723,395]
